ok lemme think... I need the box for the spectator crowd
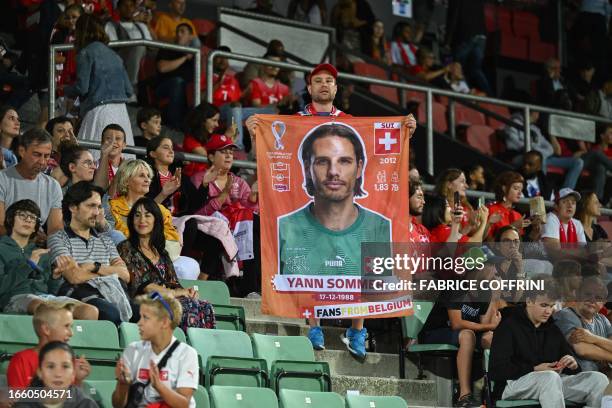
[0,0,611,407]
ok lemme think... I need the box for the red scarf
[394,40,417,67]
[559,219,578,243]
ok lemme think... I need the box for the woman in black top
[576,191,609,242]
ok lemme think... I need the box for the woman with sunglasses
[113,291,199,408]
[118,197,215,331]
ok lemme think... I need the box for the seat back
[480,103,511,130]
[346,394,409,408]
[279,389,343,408]
[455,104,487,126]
[466,124,496,155]
[69,320,122,380]
[83,380,117,408]
[417,101,448,134]
[209,385,278,408]
[188,328,267,388]
[119,322,186,347]
[400,301,434,340]
[352,62,388,80]
[193,385,210,408]
[0,315,37,355]
[179,279,231,305]
[370,85,399,104]
[251,334,315,370]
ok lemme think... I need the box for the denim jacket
[65,41,133,115]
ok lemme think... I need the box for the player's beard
[313,177,355,203]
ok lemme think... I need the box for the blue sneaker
[307,326,325,350]
[341,327,367,359]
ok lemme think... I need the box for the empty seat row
[83,382,408,408]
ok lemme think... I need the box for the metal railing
[206,51,612,176]
[48,39,201,120]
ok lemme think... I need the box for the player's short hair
[299,123,366,197]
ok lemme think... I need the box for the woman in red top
[363,20,391,65]
[182,102,236,177]
[422,194,489,243]
[486,171,530,239]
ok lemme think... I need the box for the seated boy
[134,107,162,148]
[420,266,500,407]
[7,301,91,388]
[0,199,98,320]
[489,275,608,407]
[113,293,199,407]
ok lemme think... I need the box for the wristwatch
[92,262,101,274]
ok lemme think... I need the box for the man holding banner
[248,63,417,360]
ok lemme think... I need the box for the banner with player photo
[255,115,412,319]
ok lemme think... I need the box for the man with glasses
[489,275,608,407]
[0,128,63,236]
[554,276,612,375]
[0,199,98,319]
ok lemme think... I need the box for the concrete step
[315,349,401,378]
[332,374,436,407]
[234,297,400,354]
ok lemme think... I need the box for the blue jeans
[87,297,121,326]
[454,35,492,95]
[582,150,612,200]
[545,155,584,190]
[156,76,187,130]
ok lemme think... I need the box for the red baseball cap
[308,63,338,83]
[204,134,237,153]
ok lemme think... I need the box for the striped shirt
[48,227,120,266]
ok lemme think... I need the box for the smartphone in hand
[454,191,461,215]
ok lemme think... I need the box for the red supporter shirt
[182,134,208,177]
[249,78,289,106]
[212,74,241,107]
[487,202,523,238]
[429,224,469,243]
[408,219,431,243]
[7,348,39,388]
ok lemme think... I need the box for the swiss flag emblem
[374,123,401,155]
[159,370,169,381]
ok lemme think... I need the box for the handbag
[125,340,181,408]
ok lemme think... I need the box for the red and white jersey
[297,103,350,117]
[249,78,289,106]
[212,73,241,107]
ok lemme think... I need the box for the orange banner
[255,115,412,319]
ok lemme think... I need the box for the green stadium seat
[0,315,37,356]
[279,389,343,408]
[193,385,210,408]
[83,380,116,408]
[179,279,246,331]
[483,349,580,407]
[209,385,278,408]
[251,334,331,394]
[187,328,268,388]
[68,320,122,380]
[399,301,458,379]
[118,322,186,347]
[346,394,409,408]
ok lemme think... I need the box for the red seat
[370,85,399,104]
[480,103,511,130]
[353,62,388,80]
[484,3,498,32]
[139,56,157,81]
[455,104,486,126]
[406,90,426,103]
[513,11,539,40]
[465,125,496,155]
[500,32,528,60]
[418,101,447,134]
[497,7,513,34]
[529,41,557,63]
[192,19,216,36]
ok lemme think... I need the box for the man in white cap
[542,188,587,247]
